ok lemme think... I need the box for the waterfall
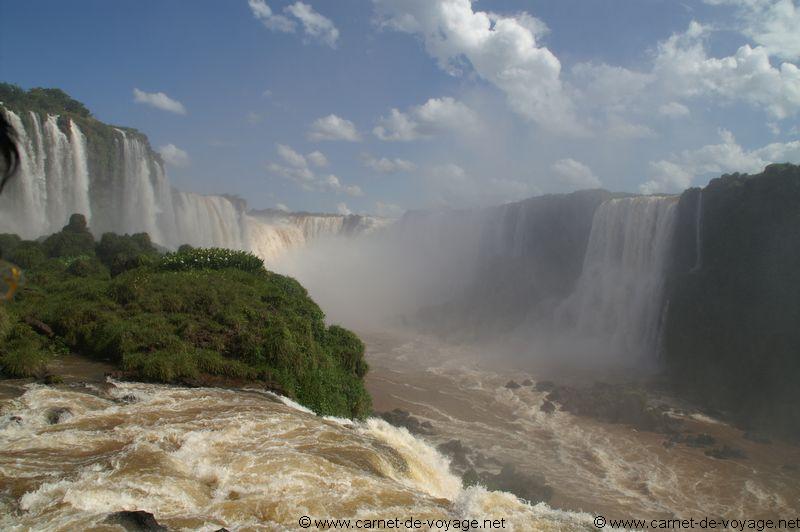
[244,215,306,263]
[0,106,379,259]
[0,109,94,238]
[116,129,165,243]
[0,110,46,237]
[556,196,679,363]
[690,189,703,273]
[172,191,248,250]
[68,119,92,223]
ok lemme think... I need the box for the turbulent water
[0,108,384,262]
[365,334,800,521]
[0,380,595,531]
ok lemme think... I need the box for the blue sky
[1,0,798,215]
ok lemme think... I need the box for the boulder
[437,439,471,469]
[742,431,772,444]
[378,409,435,435]
[105,510,167,531]
[505,380,521,390]
[45,407,72,425]
[705,445,747,460]
[540,400,556,414]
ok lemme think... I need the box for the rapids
[0,379,595,531]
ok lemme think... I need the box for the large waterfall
[555,196,679,363]
[0,110,93,238]
[0,107,382,261]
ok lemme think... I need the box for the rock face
[545,383,681,434]
[664,164,800,440]
[105,510,167,531]
[45,407,72,425]
[436,439,553,505]
[377,409,435,435]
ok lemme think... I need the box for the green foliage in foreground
[0,216,371,418]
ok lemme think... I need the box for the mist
[271,189,681,378]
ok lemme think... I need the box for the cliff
[664,163,800,439]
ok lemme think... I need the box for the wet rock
[23,316,54,337]
[10,415,22,423]
[669,433,716,447]
[120,394,138,404]
[539,400,556,414]
[43,374,63,385]
[105,510,168,531]
[377,409,435,435]
[45,407,72,425]
[545,382,682,434]
[705,445,747,460]
[437,439,471,469]
[521,379,533,386]
[743,431,772,444]
[480,465,553,504]
[534,380,555,392]
[505,380,521,390]
[462,467,481,487]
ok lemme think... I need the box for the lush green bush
[0,234,22,259]
[8,241,47,269]
[42,214,95,258]
[97,232,159,275]
[0,224,371,418]
[159,247,265,274]
[0,323,51,377]
[0,83,91,118]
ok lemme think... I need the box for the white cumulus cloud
[705,0,800,61]
[361,153,416,173]
[248,0,339,47]
[640,128,800,193]
[307,150,329,167]
[374,97,477,141]
[158,144,190,167]
[133,88,186,115]
[308,114,361,142]
[659,102,691,118]
[373,0,584,135]
[551,158,602,190]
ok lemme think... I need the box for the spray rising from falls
[0,107,382,261]
[554,196,679,364]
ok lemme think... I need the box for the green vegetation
[664,163,800,440]
[0,83,91,118]
[0,215,371,418]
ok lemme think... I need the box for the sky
[1,0,799,216]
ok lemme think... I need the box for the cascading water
[0,110,47,237]
[555,196,679,364]
[0,107,380,260]
[690,189,703,273]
